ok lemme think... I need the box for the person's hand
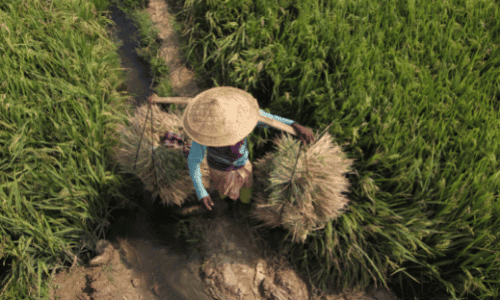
[147,94,153,106]
[202,196,215,211]
[291,123,315,145]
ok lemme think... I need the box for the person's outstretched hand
[202,196,215,211]
[291,123,315,145]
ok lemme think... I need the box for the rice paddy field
[0,0,499,300]
[173,0,500,299]
[0,0,136,298]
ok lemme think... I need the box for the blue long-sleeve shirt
[188,109,295,200]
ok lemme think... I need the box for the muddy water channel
[107,6,211,300]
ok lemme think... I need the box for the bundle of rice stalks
[251,131,355,243]
[111,103,210,207]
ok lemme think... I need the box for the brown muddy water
[106,5,212,300]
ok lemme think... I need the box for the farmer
[182,87,315,212]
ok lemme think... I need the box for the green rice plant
[175,0,500,299]
[132,9,161,59]
[156,76,175,99]
[0,0,134,298]
[112,0,148,15]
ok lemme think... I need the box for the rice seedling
[111,102,211,207]
[251,129,355,244]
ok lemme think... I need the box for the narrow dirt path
[147,0,202,97]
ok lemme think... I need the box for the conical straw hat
[182,86,260,147]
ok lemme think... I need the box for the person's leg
[218,190,228,200]
[239,161,253,203]
[239,187,252,204]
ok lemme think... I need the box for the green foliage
[132,9,159,53]
[150,56,170,77]
[114,1,171,93]
[156,76,174,97]
[174,217,204,245]
[112,0,148,15]
[0,0,133,298]
[175,0,500,299]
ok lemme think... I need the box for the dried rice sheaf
[251,131,355,243]
[111,103,210,207]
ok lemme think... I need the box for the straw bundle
[111,103,210,207]
[251,131,355,243]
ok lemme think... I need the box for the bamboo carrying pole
[149,94,298,137]
[146,93,344,224]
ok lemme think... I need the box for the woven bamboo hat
[182,86,260,147]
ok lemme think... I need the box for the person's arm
[256,109,295,128]
[187,141,209,200]
[257,109,315,145]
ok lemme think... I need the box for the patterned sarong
[209,160,253,200]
